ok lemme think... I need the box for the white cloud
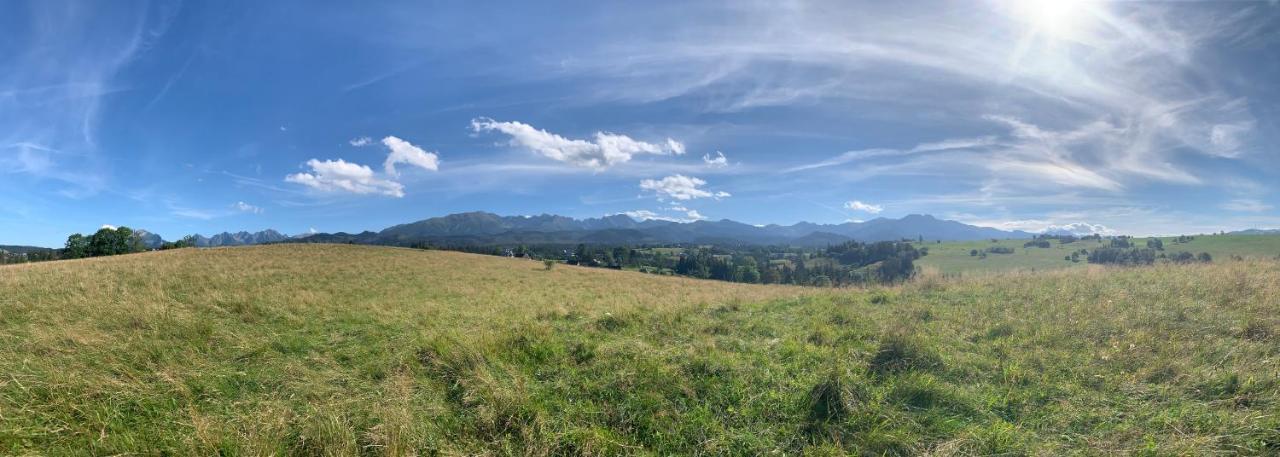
[960,218,1112,236]
[844,200,883,214]
[285,159,405,197]
[703,151,728,168]
[286,136,440,197]
[471,117,684,170]
[639,174,730,201]
[349,136,373,147]
[233,201,263,214]
[381,136,439,176]
[1221,199,1273,213]
[617,208,706,223]
[100,224,117,230]
[1042,222,1113,236]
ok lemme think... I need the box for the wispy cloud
[1,2,177,196]
[703,151,728,168]
[1221,198,1273,213]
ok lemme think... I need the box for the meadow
[2,244,1278,455]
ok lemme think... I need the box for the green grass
[916,234,1280,276]
[3,244,1279,455]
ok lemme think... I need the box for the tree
[64,234,89,259]
[734,264,761,283]
[1146,238,1164,251]
[86,226,142,257]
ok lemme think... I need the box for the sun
[1009,0,1094,40]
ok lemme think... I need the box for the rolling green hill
[2,244,1278,454]
[915,233,1280,276]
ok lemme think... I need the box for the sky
[3,0,1279,247]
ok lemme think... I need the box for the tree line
[414,239,925,287]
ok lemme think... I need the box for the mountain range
[17,213,1042,250]
[71,217,1280,252]
[292,212,1033,247]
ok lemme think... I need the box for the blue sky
[3,0,1279,246]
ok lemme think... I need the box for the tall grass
[2,244,1277,454]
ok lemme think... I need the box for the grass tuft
[868,333,942,375]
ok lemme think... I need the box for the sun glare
[1010,0,1093,39]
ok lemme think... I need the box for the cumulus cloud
[703,151,728,168]
[349,136,373,147]
[286,136,440,197]
[844,200,883,214]
[233,201,263,214]
[639,174,730,201]
[381,136,439,176]
[285,159,405,197]
[471,117,684,170]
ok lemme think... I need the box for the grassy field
[2,244,1279,455]
[915,234,1280,276]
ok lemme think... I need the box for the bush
[1024,240,1051,249]
[543,259,556,270]
[1088,247,1156,266]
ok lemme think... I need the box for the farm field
[915,234,1280,276]
[2,244,1279,454]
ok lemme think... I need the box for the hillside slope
[2,245,1278,454]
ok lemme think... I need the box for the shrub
[1024,240,1051,248]
[543,259,556,270]
[1088,247,1156,266]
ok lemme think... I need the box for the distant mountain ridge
[192,230,288,247]
[1231,228,1280,236]
[16,214,1035,250]
[303,211,1033,247]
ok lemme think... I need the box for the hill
[0,245,53,255]
[915,233,1280,276]
[2,245,1277,454]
